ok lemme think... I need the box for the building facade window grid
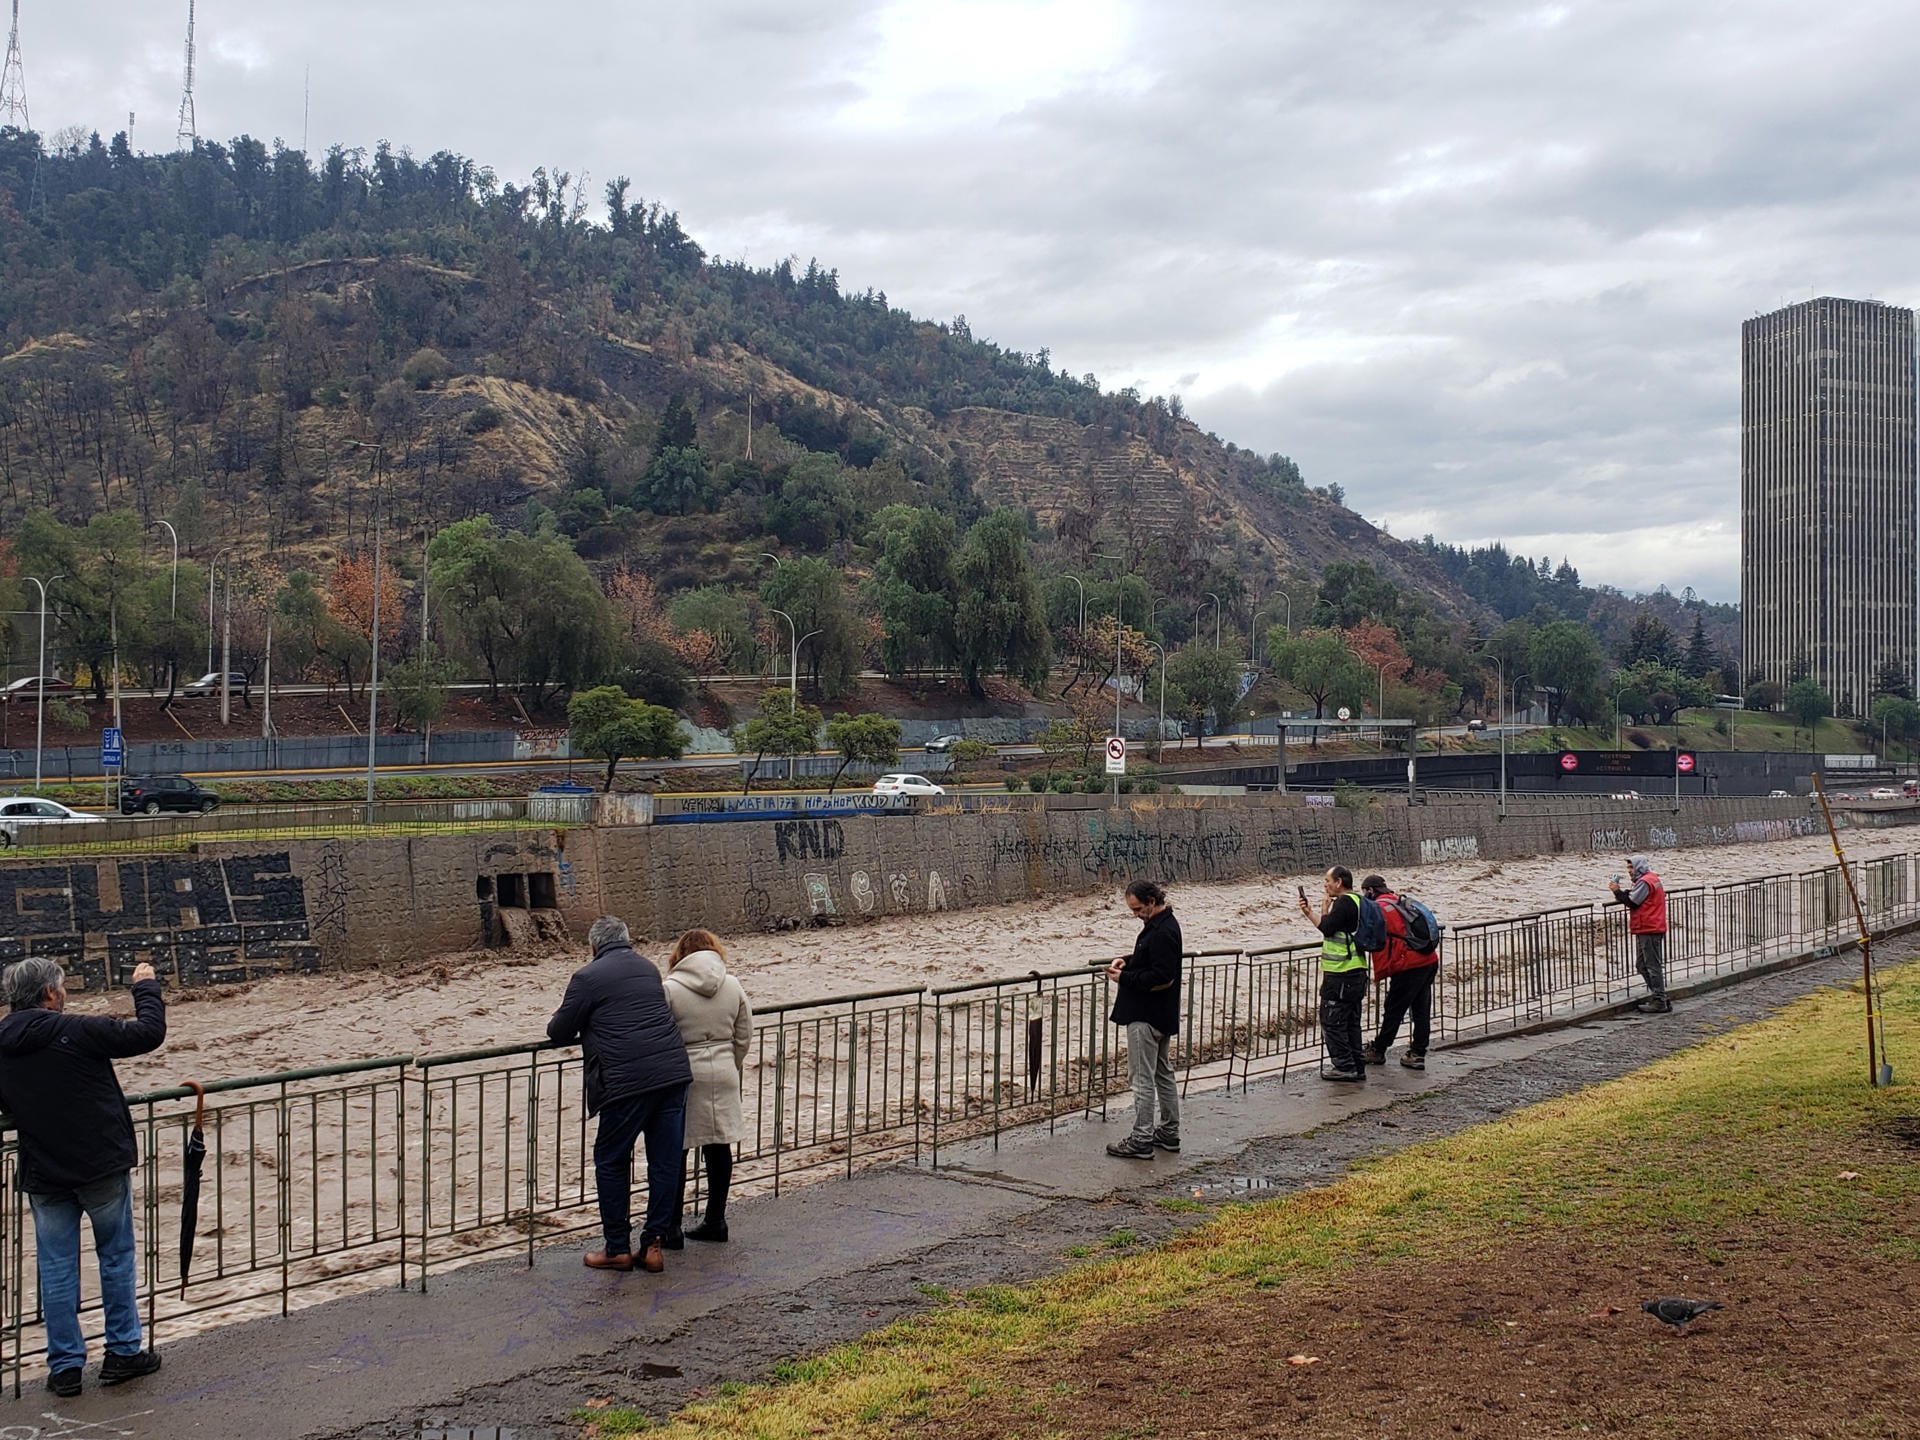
[1741,297,1916,719]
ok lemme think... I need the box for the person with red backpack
[1609,854,1671,1013]
[1358,875,1440,1071]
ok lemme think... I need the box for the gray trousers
[1125,1021,1179,1141]
[1635,933,1667,1000]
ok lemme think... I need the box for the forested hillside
[0,122,1774,738]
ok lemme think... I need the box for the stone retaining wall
[2,796,1912,985]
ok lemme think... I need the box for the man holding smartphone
[1104,879,1183,1158]
[1298,867,1368,1080]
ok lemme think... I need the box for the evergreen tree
[953,509,1049,696]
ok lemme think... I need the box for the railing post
[418,1071,433,1293]
[277,1080,292,1317]
[141,1101,160,1349]
[912,992,925,1166]
[845,999,859,1179]
[931,996,944,1169]
[991,992,1004,1150]
[525,1053,540,1268]
[397,1061,409,1293]
[771,1024,787,1197]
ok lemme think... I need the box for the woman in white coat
[664,929,754,1243]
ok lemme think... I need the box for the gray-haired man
[548,917,692,1274]
[0,958,167,1398]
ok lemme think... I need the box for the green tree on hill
[733,689,822,794]
[1268,628,1367,743]
[824,712,901,794]
[763,557,862,700]
[953,509,1049,697]
[1784,678,1832,749]
[1530,621,1606,727]
[567,685,686,792]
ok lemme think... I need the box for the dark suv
[120,775,222,815]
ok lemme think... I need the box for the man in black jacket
[549,916,693,1275]
[0,957,167,1398]
[1104,879,1183,1159]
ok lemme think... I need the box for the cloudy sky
[18,1,1920,601]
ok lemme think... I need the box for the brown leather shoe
[583,1249,634,1271]
[637,1238,665,1274]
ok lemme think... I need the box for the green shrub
[1079,775,1103,794]
[1049,775,1076,794]
[1117,777,1135,794]
[1004,776,1025,792]
[1137,779,1159,794]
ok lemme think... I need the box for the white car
[1768,790,1792,799]
[1869,786,1900,800]
[922,734,964,753]
[0,797,107,847]
[872,774,945,798]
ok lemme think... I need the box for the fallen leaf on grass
[1838,1171,1861,1181]
[583,1397,613,1410]
[1286,1354,1321,1367]
[1588,1306,1624,1318]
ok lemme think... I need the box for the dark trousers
[592,1083,688,1255]
[670,1144,735,1231]
[1319,969,1368,1073]
[1374,963,1438,1056]
[1635,933,1668,1001]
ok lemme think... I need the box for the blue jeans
[28,1172,144,1374]
[593,1084,688,1255]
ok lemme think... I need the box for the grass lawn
[577,962,1920,1438]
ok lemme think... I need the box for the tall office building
[1741,297,1917,716]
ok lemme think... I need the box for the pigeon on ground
[1642,1298,1724,1330]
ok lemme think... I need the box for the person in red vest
[1609,855,1671,1013]
[1358,875,1437,1070]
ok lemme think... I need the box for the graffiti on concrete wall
[1419,836,1480,864]
[0,853,325,990]
[1591,829,1636,850]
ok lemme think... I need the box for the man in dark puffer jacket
[0,957,167,1399]
[549,916,692,1275]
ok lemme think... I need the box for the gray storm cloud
[18,0,1920,602]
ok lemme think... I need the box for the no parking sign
[1105,735,1127,775]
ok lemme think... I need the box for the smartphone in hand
[1296,884,1310,907]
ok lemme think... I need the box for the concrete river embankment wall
[1,795,1912,989]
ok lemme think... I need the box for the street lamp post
[1145,641,1167,758]
[1610,682,1628,749]
[206,546,233,676]
[26,574,62,792]
[769,607,820,778]
[149,520,178,695]
[345,439,384,817]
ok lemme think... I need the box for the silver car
[0,797,106,847]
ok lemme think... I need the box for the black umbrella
[1025,973,1044,1093]
[179,1081,207,1298]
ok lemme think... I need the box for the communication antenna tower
[1,0,30,131]
[176,0,197,149]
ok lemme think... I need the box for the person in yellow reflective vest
[1297,865,1367,1081]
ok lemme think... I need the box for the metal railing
[3,848,1917,1390]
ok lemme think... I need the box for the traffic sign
[1336,707,1352,721]
[1676,752,1696,774]
[1105,735,1127,775]
[1559,752,1579,771]
[101,727,124,768]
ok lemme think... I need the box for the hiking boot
[1361,1043,1387,1066]
[46,1368,80,1398]
[1151,1129,1181,1153]
[99,1349,161,1386]
[1321,1068,1366,1083]
[1634,998,1673,1014]
[1105,1136,1156,1159]
[1399,1052,1426,1071]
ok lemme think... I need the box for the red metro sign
[1676,752,1696,774]
[1559,753,1579,771]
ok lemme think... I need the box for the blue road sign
[101,726,124,768]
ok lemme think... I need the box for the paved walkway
[0,941,1900,1440]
